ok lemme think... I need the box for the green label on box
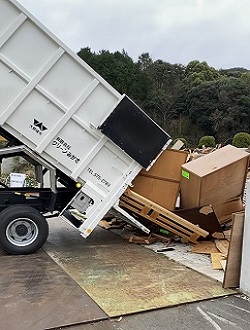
[182,170,190,179]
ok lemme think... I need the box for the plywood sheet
[191,241,219,254]
[214,197,244,224]
[223,212,245,288]
[131,176,180,210]
[44,219,234,317]
[131,149,188,210]
[0,250,107,330]
[215,239,229,255]
[220,260,227,271]
[211,253,224,270]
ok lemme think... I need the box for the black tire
[0,205,48,255]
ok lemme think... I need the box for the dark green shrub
[198,136,216,148]
[232,132,250,148]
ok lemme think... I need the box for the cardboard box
[180,145,249,222]
[131,149,188,210]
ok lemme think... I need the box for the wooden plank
[120,189,209,244]
[151,210,159,219]
[223,212,245,288]
[156,214,202,236]
[191,241,219,254]
[211,253,225,270]
[171,139,185,150]
[124,189,209,237]
[119,200,198,242]
[220,260,227,271]
[151,232,173,242]
[141,205,151,214]
[223,229,232,240]
[122,233,157,244]
[215,239,230,256]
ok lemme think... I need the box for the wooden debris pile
[191,211,244,288]
[100,144,249,289]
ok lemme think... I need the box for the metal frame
[0,145,57,193]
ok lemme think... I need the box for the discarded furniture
[180,145,249,223]
[120,189,209,244]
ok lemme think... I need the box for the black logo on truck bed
[30,119,48,135]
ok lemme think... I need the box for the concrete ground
[2,217,250,330]
[63,294,250,330]
[45,219,250,330]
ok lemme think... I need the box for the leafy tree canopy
[77,48,250,147]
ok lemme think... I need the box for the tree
[77,47,249,145]
[142,59,185,131]
[217,77,250,135]
[77,47,96,67]
[78,48,142,97]
[137,52,153,71]
[186,80,219,134]
[232,132,250,148]
[198,136,216,148]
[145,90,172,129]
[184,60,220,88]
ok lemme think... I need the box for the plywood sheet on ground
[0,249,107,330]
[44,218,234,317]
[223,212,245,288]
[191,241,219,254]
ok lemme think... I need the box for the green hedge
[232,132,250,148]
[198,136,216,148]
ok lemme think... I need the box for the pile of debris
[100,144,249,288]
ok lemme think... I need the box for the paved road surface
[65,294,250,330]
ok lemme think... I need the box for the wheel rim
[6,218,39,247]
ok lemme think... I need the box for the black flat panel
[100,96,171,168]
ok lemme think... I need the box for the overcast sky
[18,0,250,70]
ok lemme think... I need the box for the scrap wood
[191,241,219,254]
[211,253,226,270]
[99,218,124,230]
[188,145,221,161]
[223,211,245,289]
[171,139,185,150]
[220,260,227,271]
[215,197,244,225]
[120,189,209,244]
[215,239,229,256]
[223,229,231,241]
[122,233,157,245]
[151,232,173,243]
[212,232,225,239]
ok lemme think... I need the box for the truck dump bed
[0,0,171,237]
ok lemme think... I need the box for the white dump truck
[0,0,171,254]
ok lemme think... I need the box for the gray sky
[18,0,250,70]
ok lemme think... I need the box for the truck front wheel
[0,205,48,255]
